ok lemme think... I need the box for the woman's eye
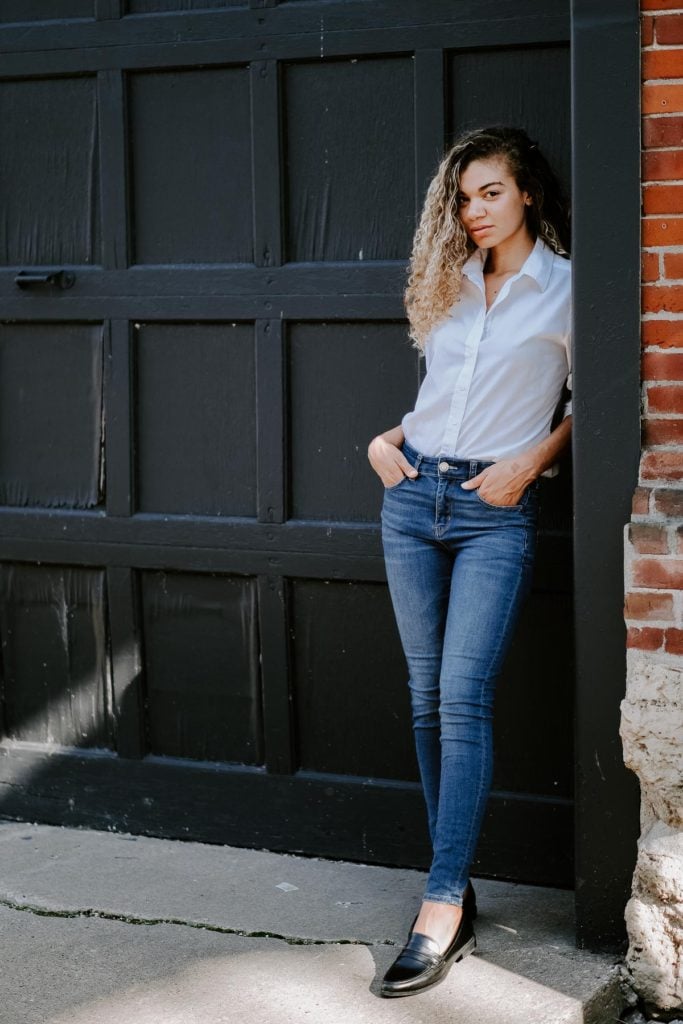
[485,191,500,198]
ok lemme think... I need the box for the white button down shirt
[401,235,572,478]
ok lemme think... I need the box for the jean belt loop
[469,459,478,478]
[415,453,423,470]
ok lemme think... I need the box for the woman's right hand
[367,431,419,488]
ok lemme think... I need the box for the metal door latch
[15,270,76,290]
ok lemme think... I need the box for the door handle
[15,270,75,290]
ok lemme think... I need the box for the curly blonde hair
[404,125,571,350]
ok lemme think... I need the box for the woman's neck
[484,231,535,276]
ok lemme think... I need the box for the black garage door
[0,0,574,888]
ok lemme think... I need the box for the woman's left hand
[461,457,537,507]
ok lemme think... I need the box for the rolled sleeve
[561,322,572,419]
[562,370,572,419]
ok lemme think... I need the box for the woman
[367,125,572,999]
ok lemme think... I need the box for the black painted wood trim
[0,1,569,69]
[256,318,286,524]
[95,0,123,22]
[0,518,572,587]
[0,263,406,300]
[250,59,283,268]
[0,512,386,554]
[414,49,444,218]
[105,319,133,517]
[106,566,145,758]
[0,744,573,886]
[0,297,404,322]
[0,539,387,583]
[97,68,130,270]
[257,575,294,774]
[570,0,641,953]
[0,603,6,740]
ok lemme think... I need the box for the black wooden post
[571,0,642,952]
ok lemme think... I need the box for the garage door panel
[0,75,100,266]
[128,66,253,265]
[290,578,419,781]
[134,321,257,516]
[494,589,574,797]
[0,323,104,509]
[0,564,111,748]
[127,0,245,12]
[283,55,415,262]
[140,569,263,764]
[288,321,419,521]
[448,46,571,187]
[0,1,93,24]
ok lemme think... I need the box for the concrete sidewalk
[0,819,629,1024]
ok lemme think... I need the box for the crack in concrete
[0,895,392,948]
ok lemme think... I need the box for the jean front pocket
[473,485,529,511]
[383,471,415,492]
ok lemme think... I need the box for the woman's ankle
[413,899,463,952]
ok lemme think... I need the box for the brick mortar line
[630,516,683,524]
[626,584,679,589]
[626,646,683,666]
[631,520,683,526]
[625,620,680,627]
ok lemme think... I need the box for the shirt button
[438,461,450,472]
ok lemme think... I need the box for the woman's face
[455,156,533,250]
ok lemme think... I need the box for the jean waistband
[401,440,498,479]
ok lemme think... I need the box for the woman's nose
[468,200,487,220]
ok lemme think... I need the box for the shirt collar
[461,234,554,292]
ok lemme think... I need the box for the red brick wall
[625,2,683,654]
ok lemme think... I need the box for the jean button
[438,461,450,472]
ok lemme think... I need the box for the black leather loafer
[381,903,477,998]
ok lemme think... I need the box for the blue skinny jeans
[380,441,540,906]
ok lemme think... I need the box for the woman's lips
[471,225,493,234]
